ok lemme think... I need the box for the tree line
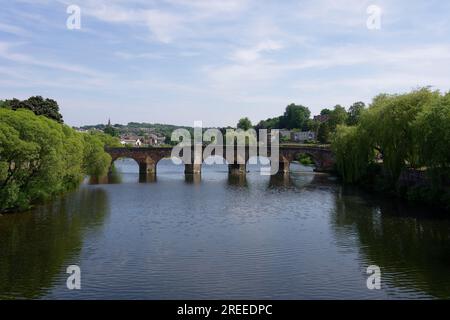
[332,88,450,208]
[237,101,367,143]
[0,98,120,213]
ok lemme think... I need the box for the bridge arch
[284,151,319,171]
[110,156,141,173]
[104,145,335,180]
[279,146,335,173]
[155,156,186,177]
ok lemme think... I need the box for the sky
[1,0,450,127]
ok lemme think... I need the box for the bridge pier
[139,173,157,183]
[185,164,202,175]
[279,161,290,174]
[139,162,156,175]
[185,174,201,184]
[228,164,246,175]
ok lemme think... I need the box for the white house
[120,138,143,147]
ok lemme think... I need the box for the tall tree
[237,117,253,130]
[4,96,64,123]
[282,103,311,130]
[320,108,332,116]
[347,101,366,126]
[328,105,348,131]
[317,122,331,143]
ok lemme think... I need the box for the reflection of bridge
[105,145,335,176]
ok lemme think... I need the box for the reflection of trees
[268,173,292,189]
[0,188,109,299]
[227,174,248,188]
[331,187,450,299]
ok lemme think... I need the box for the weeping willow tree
[332,88,446,185]
[414,92,450,189]
[332,125,374,183]
[362,88,440,183]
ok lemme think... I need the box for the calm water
[0,158,449,300]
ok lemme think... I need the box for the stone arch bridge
[105,145,335,176]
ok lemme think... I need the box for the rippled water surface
[0,158,449,299]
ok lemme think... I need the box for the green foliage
[0,100,8,109]
[281,103,311,130]
[332,88,449,207]
[347,101,366,126]
[256,116,282,130]
[298,153,314,166]
[82,133,112,177]
[0,109,114,212]
[88,130,121,148]
[363,88,439,182]
[332,125,374,183]
[317,122,331,143]
[3,96,63,123]
[104,124,119,137]
[414,92,450,189]
[237,117,252,130]
[328,105,348,131]
[255,104,311,131]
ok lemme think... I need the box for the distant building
[313,114,330,123]
[292,131,316,142]
[120,133,165,147]
[120,137,143,147]
[143,133,165,146]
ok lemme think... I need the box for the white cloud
[165,0,251,15]
[0,23,30,36]
[114,51,163,60]
[0,41,111,82]
[230,40,284,63]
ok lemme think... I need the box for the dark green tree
[4,96,64,123]
[317,122,331,143]
[237,117,253,130]
[282,103,311,130]
[347,101,366,126]
[328,105,348,131]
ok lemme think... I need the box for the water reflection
[227,174,248,187]
[0,188,110,299]
[331,187,450,299]
[1,158,449,299]
[185,174,201,185]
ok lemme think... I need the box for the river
[0,158,449,299]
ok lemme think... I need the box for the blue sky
[1,0,450,127]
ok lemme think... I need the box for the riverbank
[348,164,450,212]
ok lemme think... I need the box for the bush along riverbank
[349,164,450,211]
[0,108,120,213]
[331,88,450,211]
